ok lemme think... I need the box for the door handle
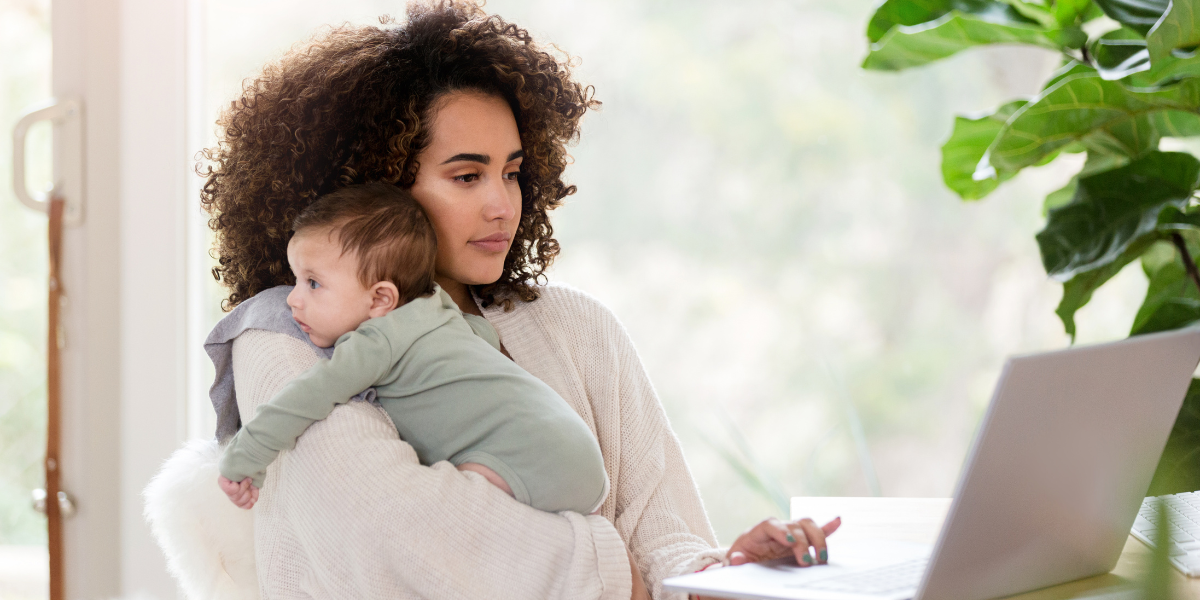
[12,97,85,226]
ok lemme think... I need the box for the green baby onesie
[219,286,609,514]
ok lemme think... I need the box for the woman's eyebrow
[439,150,525,165]
[441,153,489,165]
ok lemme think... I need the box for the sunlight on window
[0,0,52,597]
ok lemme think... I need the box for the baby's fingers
[217,476,241,495]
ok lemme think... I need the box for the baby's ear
[368,281,401,317]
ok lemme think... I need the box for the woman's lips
[469,232,511,253]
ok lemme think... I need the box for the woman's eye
[453,173,479,183]
[504,170,520,181]
[308,279,320,289]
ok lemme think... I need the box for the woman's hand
[691,517,842,600]
[728,516,841,566]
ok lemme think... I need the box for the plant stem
[1172,232,1200,296]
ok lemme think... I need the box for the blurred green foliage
[0,0,50,548]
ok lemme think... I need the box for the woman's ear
[368,282,401,317]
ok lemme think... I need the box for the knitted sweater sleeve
[594,306,728,600]
[233,328,633,600]
[506,287,727,600]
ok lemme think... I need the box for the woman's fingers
[727,515,843,567]
[762,518,794,549]
[796,518,827,565]
[821,516,841,536]
[783,521,813,566]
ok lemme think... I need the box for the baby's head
[285,183,437,347]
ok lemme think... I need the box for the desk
[791,497,1200,600]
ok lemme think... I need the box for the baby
[217,182,608,514]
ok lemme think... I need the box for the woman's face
[409,91,524,289]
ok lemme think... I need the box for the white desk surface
[791,497,1198,600]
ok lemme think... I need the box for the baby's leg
[457,462,514,497]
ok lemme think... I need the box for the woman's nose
[481,177,518,222]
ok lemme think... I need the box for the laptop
[665,328,1200,600]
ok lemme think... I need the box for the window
[0,0,52,597]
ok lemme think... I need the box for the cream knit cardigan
[231,283,724,599]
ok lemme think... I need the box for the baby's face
[285,229,374,348]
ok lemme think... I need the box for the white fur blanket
[143,439,259,600]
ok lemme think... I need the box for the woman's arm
[578,305,728,600]
[598,320,842,599]
[504,286,728,599]
[234,329,634,600]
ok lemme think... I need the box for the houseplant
[865,0,1200,494]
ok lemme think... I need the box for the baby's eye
[308,279,320,290]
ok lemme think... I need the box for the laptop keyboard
[1132,491,1200,577]
[795,557,927,596]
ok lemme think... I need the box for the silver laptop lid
[918,328,1200,600]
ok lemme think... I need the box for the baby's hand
[218,475,260,510]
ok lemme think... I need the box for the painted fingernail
[819,549,828,563]
[801,553,813,565]
[786,533,796,544]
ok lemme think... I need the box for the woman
[200,2,836,597]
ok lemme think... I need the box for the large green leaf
[1053,0,1100,25]
[863,9,1070,71]
[1148,378,1200,495]
[941,100,1028,199]
[1150,105,1200,135]
[1056,235,1158,338]
[1001,0,1062,28]
[866,0,1039,43]
[1127,51,1200,85]
[1090,29,1153,80]
[1042,59,1097,89]
[1148,0,1200,62]
[1057,206,1200,339]
[1036,151,1200,279]
[1130,257,1200,334]
[1041,148,1134,218]
[982,74,1200,176]
[1095,0,1172,35]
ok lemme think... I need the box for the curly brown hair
[199,0,599,311]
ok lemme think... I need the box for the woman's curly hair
[199,0,598,310]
